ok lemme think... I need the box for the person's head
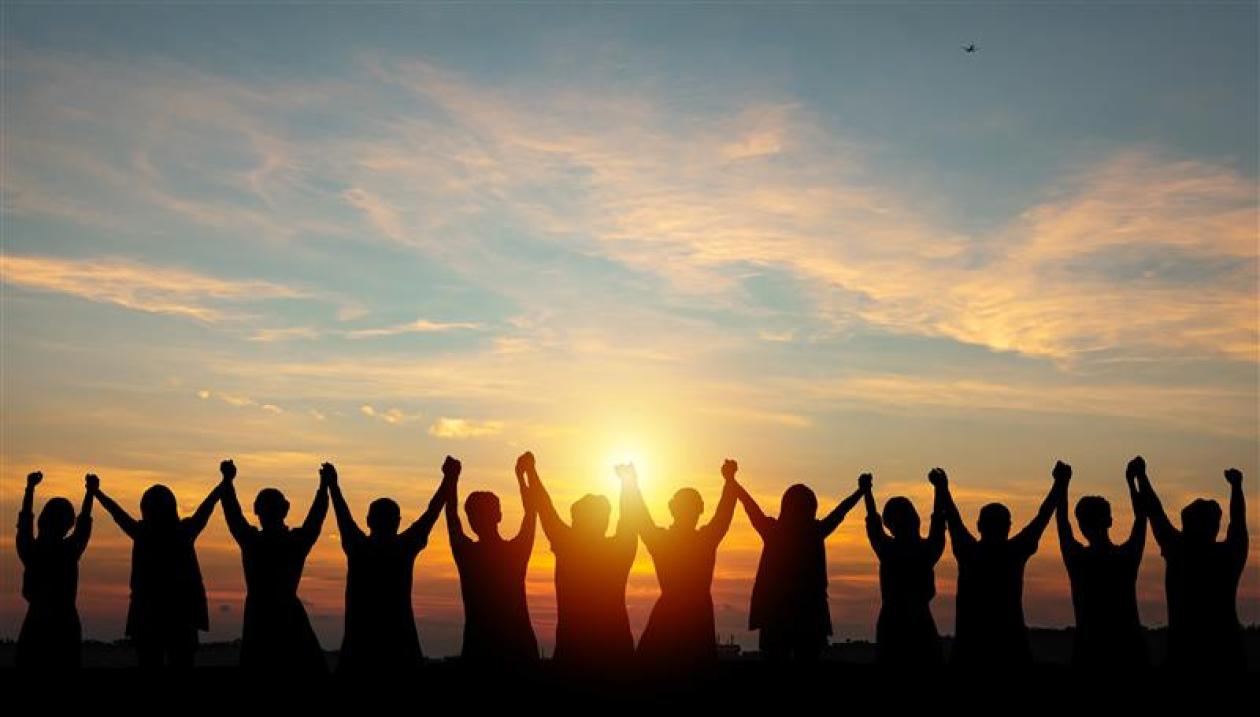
[140,485,179,528]
[1074,496,1113,545]
[977,502,1012,542]
[882,496,920,539]
[465,491,502,539]
[253,488,290,528]
[780,484,818,526]
[570,494,611,537]
[366,498,401,537]
[668,488,704,530]
[37,497,76,540]
[1181,499,1222,545]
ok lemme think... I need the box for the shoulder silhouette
[218,459,328,672]
[445,452,540,665]
[862,469,948,666]
[15,471,94,669]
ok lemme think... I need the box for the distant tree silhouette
[1137,459,1248,669]
[940,465,1067,666]
[731,474,864,662]
[1055,458,1148,667]
[218,459,328,672]
[445,452,539,664]
[527,454,637,670]
[624,459,738,671]
[15,471,94,669]
[93,475,219,668]
[861,469,947,666]
[328,459,454,672]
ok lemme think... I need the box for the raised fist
[220,460,237,481]
[26,471,43,488]
[928,467,948,488]
[320,462,338,488]
[1225,468,1243,487]
[858,473,873,491]
[85,474,100,492]
[614,463,637,483]
[721,459,738,481]
[1126,456,1145,480]
[516,451,535,476]
[442,456,462,479]
[1053,461,1072,482]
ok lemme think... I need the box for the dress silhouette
[624,459,738,669]
[15,471,94,669]
[732,476,864,661]
[94,476,219,668]
[527,455,637,669]
[1137,461,1248,668]
[861,470,947,666]
[1055,458,1148,667]
[445,452,539,664]
[941,467,1066,666]
[218,459,328,672]
[328,460,453,671]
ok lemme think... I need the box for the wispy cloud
[346,319,483,339]
[427,417,505,439]
[360,404,420,425]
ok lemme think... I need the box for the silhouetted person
[93,475,219,668]
[218,459,329,672]
[527,455,637,670]
[731,474,864,662]
[1055,458,1148,667]
[861,469,947,666]
[328,459,454,672]
[624,459,738,671]
[445,452,539,664]
[940,465,1066,666]
[15,471,94,669]
[1137,459,1248,669]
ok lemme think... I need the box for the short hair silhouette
[977,502,1012,540]
[570,493,611,535]
[1181,499,1221,543]
[464,491,501,538]
[366,497,401,535]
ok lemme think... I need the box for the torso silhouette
[234,524,325,670]
[867,516,945,664]
[126,521,209,641]
[451,532,538,662]
[749,519,831,641]
[1062,539,1146,666]
[1160,533,1247,666]
[550,529,636,665]
[951,534,1037,665]
[637,524,725,664]
[339,529,428,669]
[16,514,91,667]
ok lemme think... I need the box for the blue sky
[2,2,1256,653]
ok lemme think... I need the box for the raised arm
[1052,461,1080,557]
[16,472,40,562]
[614,464,640,549]
[1122,465,1146,555]
[1131,456,1177,549]
[324,463,364,551]
[702,459,740,544]
[860,473,887,557]
[512,453,536,546]
[524,456,567,545]
[730,475,772,538]
[1225,468,1247,557]
[1014,464,1069,551]
[402,456,459,550]
[820,480,866,538]
[444,460,468,547]
[92,480,140,540]
[217,459,253,544]
[72,474,97,555]
[926,468,948,562]
[184,479,222,538]
[937,470,974,553]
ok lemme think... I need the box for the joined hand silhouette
[26,471,42,488]
[220,459,237,482]
[1225,468,1243,487]
[721,459,738,481]
[928,467,948,487]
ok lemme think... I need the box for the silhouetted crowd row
[14,454,1249,671]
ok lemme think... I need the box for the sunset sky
[2,3,1256,655]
